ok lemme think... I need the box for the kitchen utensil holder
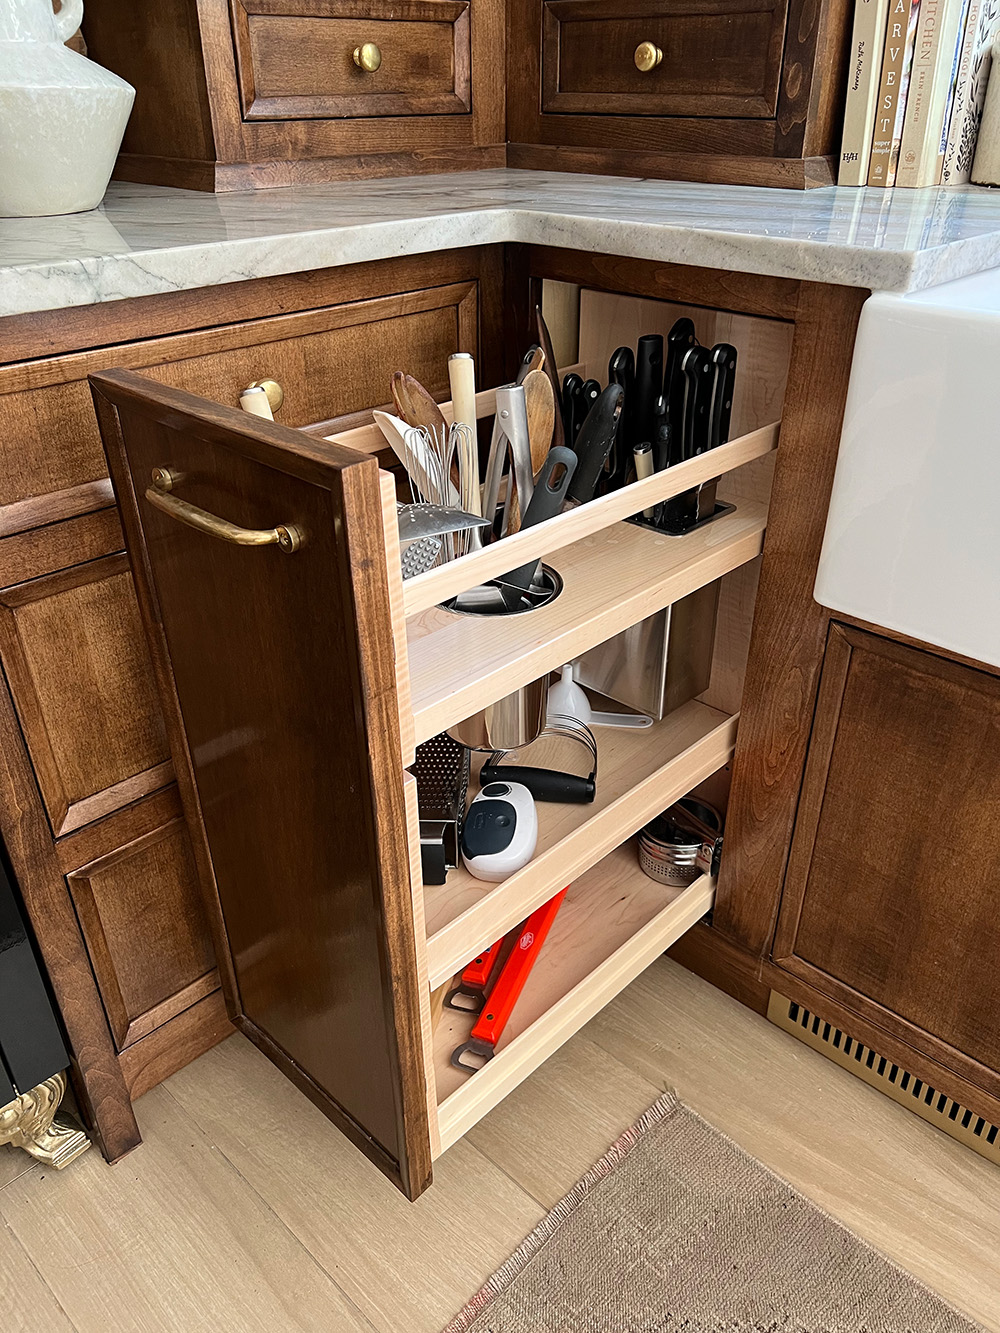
[444,567,562,751]
[442,565,562,617]
[574,579,721,722]
[447,675,548,752]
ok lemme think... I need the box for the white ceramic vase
[0,0,134,216]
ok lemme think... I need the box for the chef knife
[632,334,663,455]
[664,318,697,463]
[707,343,737,450]
[662,345,712,533]
[564,383,624,509]
[696,342,738,523]
[535,305,566,449]
[680,345,714,459]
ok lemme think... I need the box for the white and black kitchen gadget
[461,782,538,881]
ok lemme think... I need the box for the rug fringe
[441,1089,681,1333]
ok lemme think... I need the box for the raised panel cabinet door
[90,369,432,1199]
[0,554,171,836]
[66,811,218,1051]
[774,624,1000,1092]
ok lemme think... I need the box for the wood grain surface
[92,370,432,1197]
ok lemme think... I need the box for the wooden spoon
[391,372,448,436]
[508,369,556,533]
[535,306,566,451]
[391,371,458,488]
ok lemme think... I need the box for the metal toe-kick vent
[767,991,1000,1168]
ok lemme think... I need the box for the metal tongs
[482,385,535,541]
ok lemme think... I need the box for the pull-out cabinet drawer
[542,0,787,120]
[232,0,472,120]
[90,280,788,1196]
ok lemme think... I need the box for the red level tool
[451,887,568,1073]
[444,936,505,1014]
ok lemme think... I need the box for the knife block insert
[627,495,736,538]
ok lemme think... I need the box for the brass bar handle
[353,42,382,71]
[634,41,663,72]
[145,470,302,553]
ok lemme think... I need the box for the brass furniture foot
[0,1071,91,1169]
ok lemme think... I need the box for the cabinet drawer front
[231,0,472,119]
[542,0,787,119]
[1,282,476,537]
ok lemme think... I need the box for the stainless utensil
[397,503,491,542]
[400,536,442,580]
[484,384,533,538]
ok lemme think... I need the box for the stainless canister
[573,580,721,721]
[447,675,548,751]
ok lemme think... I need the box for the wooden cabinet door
[774,624,1000,1097]
[90,369,432,1199]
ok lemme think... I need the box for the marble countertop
[5,169,1000,317]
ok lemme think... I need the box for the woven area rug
[444,1091,985,1333]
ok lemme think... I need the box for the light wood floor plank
[4,958,997,1332]
[163,1034,544,1333]
[0,1144,36,1192]
[1,1222,77,1333]
[0,1083,374,1333]
[466,1036,663,1209]
[588,957,1000,1333]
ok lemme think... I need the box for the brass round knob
[634,41,663,72]
[353,42,382,72]
[250,379,284,413]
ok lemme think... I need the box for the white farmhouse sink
[816,268,1000,669]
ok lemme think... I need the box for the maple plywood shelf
[432,843,715,1153]
[406,501,768,748]
[424,699,737,989]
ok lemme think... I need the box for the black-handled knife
[633,334,663,455]
[606,346,635,491]
[564,383,624,508]
[681,345,714,460]
[695,343,738,524]
[707,343,737,450]
[500,446,578,597]
[664,318,697,463]
[561,373,584,444]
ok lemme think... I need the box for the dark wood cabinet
[81,0,852,189]
[81,0,504,191]
[774,624,1000,1098]
[0,248,500,1162]
[507,0,852,187]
